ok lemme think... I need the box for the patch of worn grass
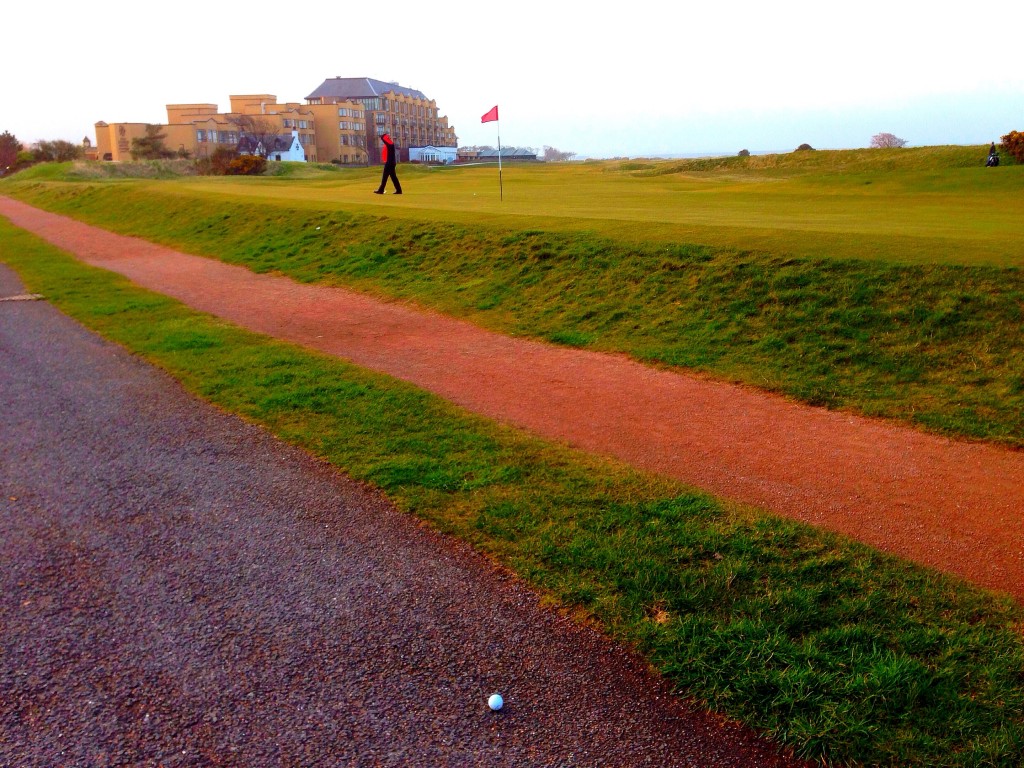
[4,219,1024,767]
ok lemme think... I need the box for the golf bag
[986,153,1000,167]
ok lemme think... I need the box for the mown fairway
[119,144,1024,266]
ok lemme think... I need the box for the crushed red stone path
[3,196,1022,601]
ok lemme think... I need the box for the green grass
[3,218,1024,767]
[11,145,1024,266]
[4,151,1023,446]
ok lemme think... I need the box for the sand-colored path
[3,196,1022,600]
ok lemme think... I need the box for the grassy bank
[4,168,1023,447]
[4,219,1024,766]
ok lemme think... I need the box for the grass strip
[4,178,1023,448]
[4,220,1024,767]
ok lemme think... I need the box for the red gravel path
[3,196,1022,601]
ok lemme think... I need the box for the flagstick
[497,120,503,201]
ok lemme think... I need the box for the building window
[196,129,207,142]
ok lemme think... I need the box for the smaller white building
[239,129,306,162]
[408,145,458,165]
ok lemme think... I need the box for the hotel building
[94,78,457,166]
[305,77,458,163]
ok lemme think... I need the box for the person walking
[374,133,402,195]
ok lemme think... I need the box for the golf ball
[487,693,504,711]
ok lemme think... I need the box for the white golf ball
[487,693,504,711]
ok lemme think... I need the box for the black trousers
[377,163,402,193]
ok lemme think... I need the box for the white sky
[4,1,1023,158]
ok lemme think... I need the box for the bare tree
[229,115,281,158]
[870,132,907,148]
[543,146,576,162]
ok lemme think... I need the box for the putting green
[132,149,1024,267]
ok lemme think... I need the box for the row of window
[283,119,311,129]
[392,101,436,119]
[196,129,319,146]
[196,130,241,143]
[338,107,363,118]
[193,125,447,151]
[372,116,454,139]
[338,121,365,131]
[357,97,439,120]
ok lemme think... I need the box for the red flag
[481,105,498,123]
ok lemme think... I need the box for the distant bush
[1000,130,1024,163]
[226,154,266,176]
[33,139,83,163]
[210,147,239,175]
[794,143,815,152]
[870,132,908,148]
[130,125,176,161]
[66,159,196,179]
[1,130,22,170]
[194,148,266,176]
[738,149,750,157]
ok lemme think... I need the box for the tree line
[1,131,85,173]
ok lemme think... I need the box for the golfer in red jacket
[374,133,402,195]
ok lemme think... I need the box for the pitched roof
[306,77,428,102]
[477,147,537,159]
[238,133,299,153]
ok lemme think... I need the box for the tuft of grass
[4,220,1024,767]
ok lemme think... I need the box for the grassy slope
[102,145,1022,266]
[4,149,1023,446]
[2,218,1023,767]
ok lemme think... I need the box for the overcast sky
[4,1,1023,158]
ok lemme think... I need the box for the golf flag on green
[481,105,502,200]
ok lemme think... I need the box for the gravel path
[1,196,1021,601]
[0,263,805,766]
